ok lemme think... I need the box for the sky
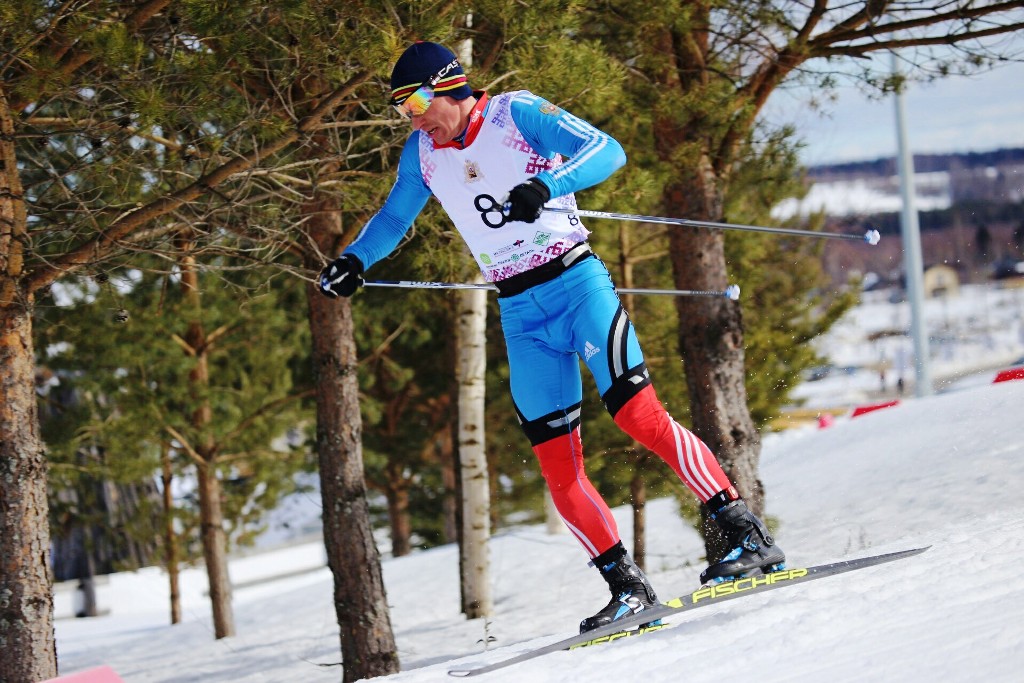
[761,59,1024,167]
[49,283,1024,683]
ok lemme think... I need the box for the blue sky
[762,60,1024,167]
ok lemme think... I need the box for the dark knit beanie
[389,42,473,104]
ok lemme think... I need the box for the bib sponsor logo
[493,239,528,258]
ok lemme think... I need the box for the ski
[447,546,928,677]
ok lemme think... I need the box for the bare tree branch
[813,0,1024,48]
[818,21,1024,58]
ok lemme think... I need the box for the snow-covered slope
[54,379,1024,682]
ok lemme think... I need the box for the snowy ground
[54,377,1024,682]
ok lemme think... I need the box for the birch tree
[456,284,492,618]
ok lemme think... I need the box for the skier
[319,41,785,633]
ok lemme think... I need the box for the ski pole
[364,280,741,300]
[542,207,881,245]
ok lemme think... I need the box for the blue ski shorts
[497,256,645,424]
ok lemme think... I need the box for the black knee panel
[601,362,652,419]
[515,401,583,446]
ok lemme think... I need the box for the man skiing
[319,41,785,634]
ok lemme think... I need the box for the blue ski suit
[343,90,732,558]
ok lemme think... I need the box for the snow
[52,371,1024,682]
[771,171,957,219]
[791,284,1024,407]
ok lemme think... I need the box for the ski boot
[580,541,660,634]
[701,498,786,584]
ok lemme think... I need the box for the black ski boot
[701,498,786,584]
[579,541,660,634]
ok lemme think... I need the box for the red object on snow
[993,367,1024,383]
[850,400,900,418]
[42,666,125,683]
[817,413,836,429]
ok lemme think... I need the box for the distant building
[923,264,960,298]
[992,258,1024,288]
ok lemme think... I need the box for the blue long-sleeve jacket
[344,91,625,269]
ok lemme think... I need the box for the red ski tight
[535,385,732,558]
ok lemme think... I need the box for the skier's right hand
[503,177,551,223]
[318,254,364,298]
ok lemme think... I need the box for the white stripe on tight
[611,310,628,378]
[561,516,600,557]
[687,425,724,500]
[674,421,718,500]
[694,428,727,498]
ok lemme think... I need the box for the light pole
[892,54,933,397]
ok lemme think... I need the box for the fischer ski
[447,546,928,677]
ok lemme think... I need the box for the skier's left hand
[503,178,551,223]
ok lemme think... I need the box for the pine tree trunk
[1,87,58,681]
[650,22,765,564]
[385,464,412,557]
[0,302,58,682]
[664,166,764,563]
[305,206,398,681]
[196,460,234,637]
[161,443,182,624]
[456,285,492,619]
[439,421,459,544]
[180,242,235,639]
[618,226,649,569]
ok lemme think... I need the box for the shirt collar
[434,91,489,150]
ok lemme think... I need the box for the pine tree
[573,0,1024,562]
[35,258,314,629]
[2,3,390,677]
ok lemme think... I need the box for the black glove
[318,254,364,298]
[503,177,551,223]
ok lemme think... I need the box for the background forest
[31,5,841,584]
[3,2,1020,682]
